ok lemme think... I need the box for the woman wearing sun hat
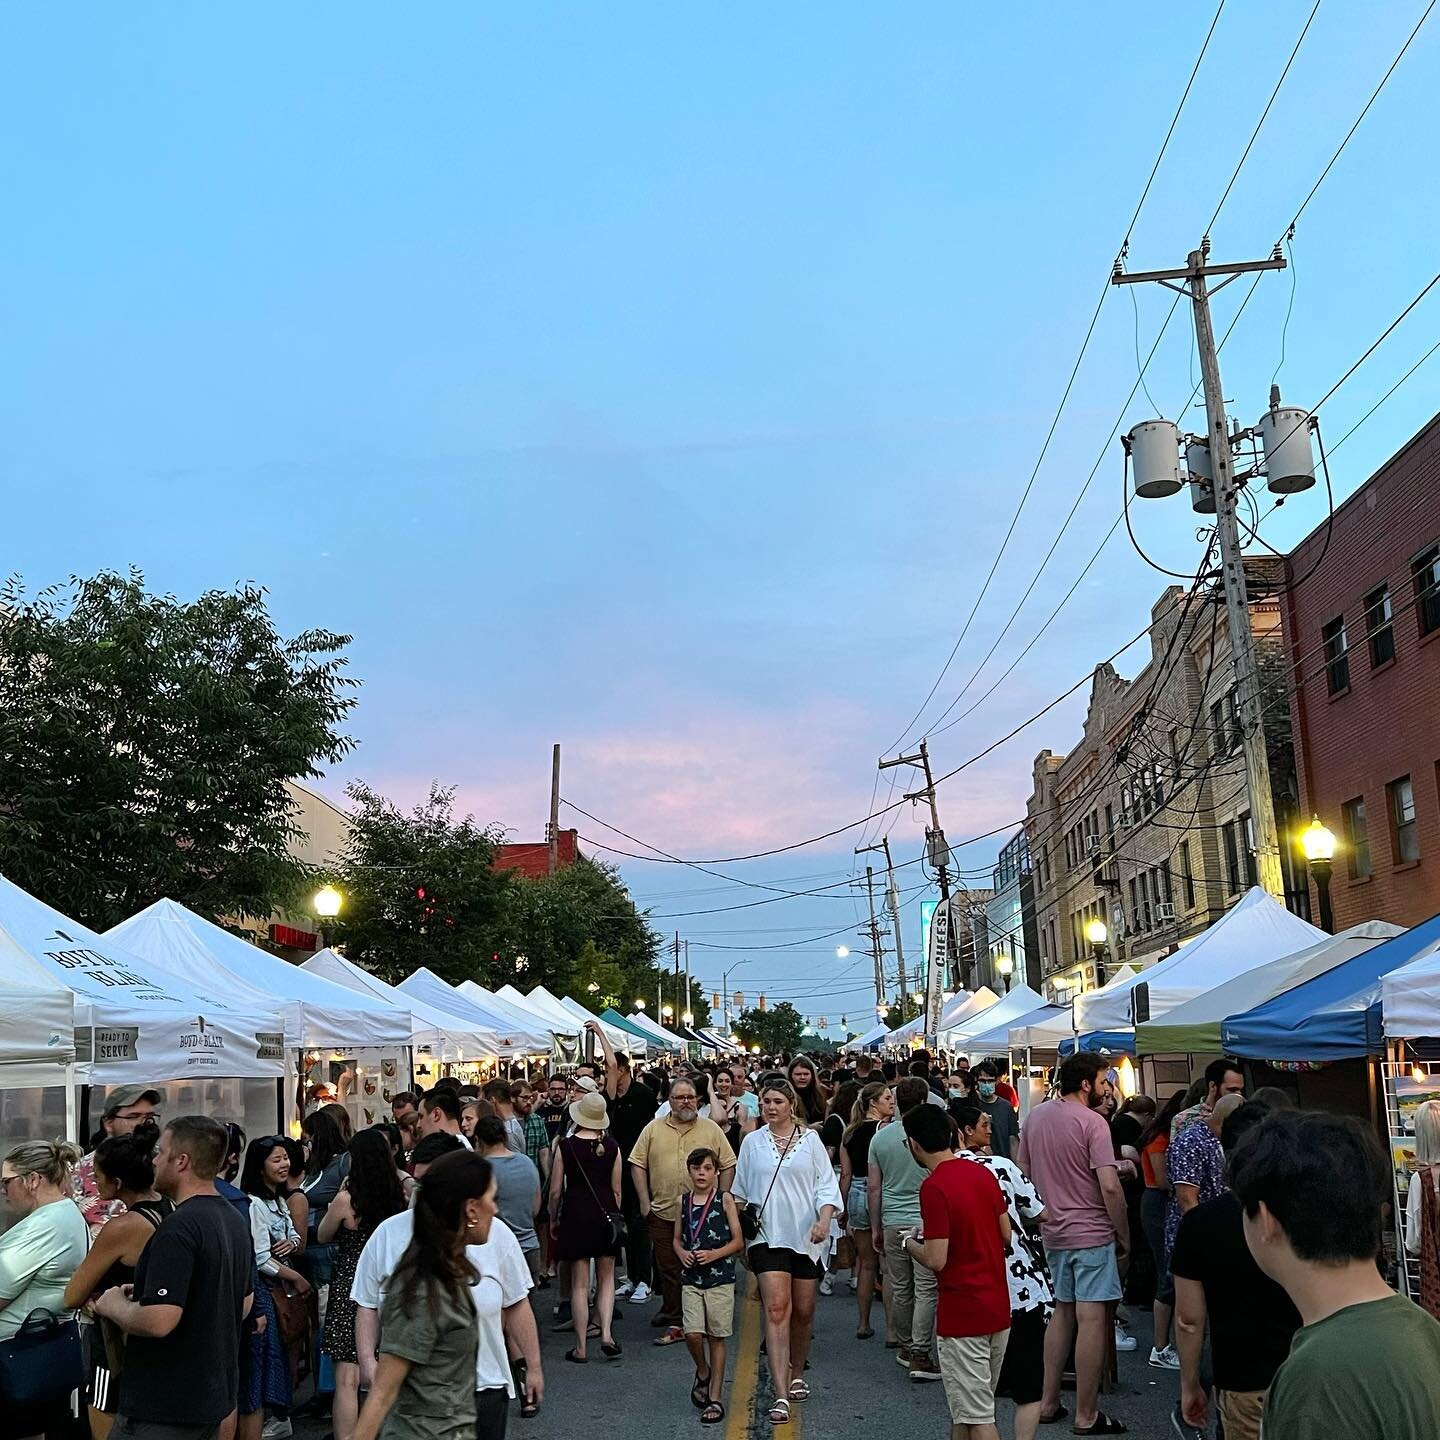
[549,1089,623,1363]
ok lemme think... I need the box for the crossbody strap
[753,1126,801,1228]
[568,1137,617,1211]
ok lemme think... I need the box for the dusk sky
[6,4,1438,1032]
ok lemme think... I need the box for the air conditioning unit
[1118,810,1133,829]
[1111,906,1127,937]
[1157,902,1176,923]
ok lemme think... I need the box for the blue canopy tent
[1221,912,1440,1061]
[1058,1030,1137,1058]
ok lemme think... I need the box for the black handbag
[0,1308,83,1408]
[740,1127,800,1242]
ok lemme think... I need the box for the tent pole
[63,1067,79,1146]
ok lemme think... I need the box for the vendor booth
[457,980,569,1058]
[399,969,551,1082]
[943,985,1044,1051]
[111,899,414,1132]
[625,1008,686,1053]
[0,874,285,1147]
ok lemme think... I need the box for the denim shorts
[846,1176,871,1230]
[1048,1242,1122,1304]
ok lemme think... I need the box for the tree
[0,570,355,929]
[330,782,510,986]
[733,1001,805,1055]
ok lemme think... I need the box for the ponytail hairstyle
[394,1150,493,1318]
[4,1139,84,1189]
[844,1082,891,1144]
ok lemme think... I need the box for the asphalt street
[298,1281,1187,1440]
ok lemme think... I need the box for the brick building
[1025,566,1304,1003]
[493,828,580,879]
[1282,413,1440,930]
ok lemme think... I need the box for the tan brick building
[1024,567,1305,1003]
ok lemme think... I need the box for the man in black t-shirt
[589,1020,659,1302]
[96,1115,254,1440]
[1171,1101,1299,1440]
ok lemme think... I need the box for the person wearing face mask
[73,1085,163,1236]
[971,1064,1020,1162]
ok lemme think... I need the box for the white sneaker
[627,1281,651,1304]
[261,1419,292,1440]
[1149,1344,1181,1369]
[615,1278,634,1299]
[848,1275,858,1293]
[818,1273,834,1296]
[1114,1324,1138,1352]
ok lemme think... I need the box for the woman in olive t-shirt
[352,1151,496,1440]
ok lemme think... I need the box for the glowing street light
[1301,815,1338,932]
[312,885,343,919]
[681,1010,694,1027]
[836,945,851,959]
[661,1004,674,1020]
[634,999,647,1010]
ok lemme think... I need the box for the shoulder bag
[739,1127,800,1243]
[0,1308,83,1409]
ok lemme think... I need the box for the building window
[1342,796,1371,880]
[1160,859,1174,906]
[1170,728,1183,783]
[1414,544,1440,637]
[1389,776,1419,864]
[1104,804,1114,851]
[1322,616,1350,695]
[1365,584,1395,668]
[1240,811,1257,887]
[1179,840,1196,909]
[1128,877,1140,933]
[1224,822,1242,894]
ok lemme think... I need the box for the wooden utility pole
[548,743,561,875]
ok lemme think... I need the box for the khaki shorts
[1217,1389,1266,1440]
[937,1330,1009,1426]
[681,1283,735,1338]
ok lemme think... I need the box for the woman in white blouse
[732,1079,841,1426]
[1405,1099,1440,1261]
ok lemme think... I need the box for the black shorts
[747,1244,822,1281]
[995,1306,1046,1406]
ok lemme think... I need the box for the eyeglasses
[0,1175,22,1192]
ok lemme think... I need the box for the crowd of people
[1,1036,1439,1440]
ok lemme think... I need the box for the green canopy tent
[1135,920,1401,1054]
[601,1006,678,1052]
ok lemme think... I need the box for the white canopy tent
[701,1029,742,1053]
[0,928,76,1088]
[519,986,588,1043]
[1009,1004,1078,1052]
[301,949,500,1062]
[0,874,284,1085]
[554,994,634,1053]
[894,987,1001,1043]
[457,982,568,1053]
[964,1002,1066,1055]
[1381,929,1440,1038]
[398,969,551,1054]
[852,1021,893,1049]
[1140,921,1404,1053]
[110,899,412,1051]
[625,1009,685,1052]
[943,985,1046,1050]
[1074,888,1325,1034]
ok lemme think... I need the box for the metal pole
[862,865,885,1008]
[548,743,561,876]
[1188,249,1285,899]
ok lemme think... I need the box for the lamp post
[1301,816,1337,933]
[1084,917,1110,987]
[312,885,343,952]
[996,953,1015,994]
[722,960,751,1032]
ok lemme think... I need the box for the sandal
[691,1371,712,1408]
[1039,1407,1068,1425]
[519,1399,540,1420]
[855,1327,874,1339]
[788,1379,810,1401]
[601,1339,622,1360]
[1073,1413,1127,1436]
[701,1402,725,1425]
[767,1398,792,1426]
[563,1347,588,1364]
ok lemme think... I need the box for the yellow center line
[725,1270,762,1440]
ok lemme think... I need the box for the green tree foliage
[330,782,510,986]
[0,571,355,929]
[733,1001,805,1055]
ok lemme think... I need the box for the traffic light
[758,993,767,1011]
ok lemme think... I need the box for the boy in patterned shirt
[674,1148,744,1425]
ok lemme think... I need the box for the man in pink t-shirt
[1016,1053,1129,1435]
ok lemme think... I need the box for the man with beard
[629,1078,736,1344]
[1017,1053,1129,1435]
[74,1084,163,1235]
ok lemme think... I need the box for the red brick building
[492,828,579,879]
[1283,413,1440,930]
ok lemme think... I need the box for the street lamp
[661,1004,674,1021]
[634,998,647,1011]
[681,1010,694,1027]
[996,953,1014,994]
[312,885,343,919]
[835,946,850,959]
[1083,916,1110,985]
[586,982,600,994]
[1301,815,1337,933]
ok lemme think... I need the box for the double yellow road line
[724,1272,802,1440]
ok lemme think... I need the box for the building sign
[76,1027,140,1066]
[255,1031,286,1063]
[270,923,319,951]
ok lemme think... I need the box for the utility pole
[673,932,681,1027]
[1114,243,1286,900]
[684,939,691,1023]
[548,743,561,875]
[859,864,886,1008]
[857,836,908,1019]
[879,738,958,1037]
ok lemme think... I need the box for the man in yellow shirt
[630,1079,736,1343]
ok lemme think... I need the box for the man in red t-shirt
[899,1104,1012,1440]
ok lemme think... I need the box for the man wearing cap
[629,1079,736,1343]
[73,1084,162,1236]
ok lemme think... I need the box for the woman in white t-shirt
[732,1080,841,1426]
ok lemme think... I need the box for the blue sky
[4,4,1438,1032]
